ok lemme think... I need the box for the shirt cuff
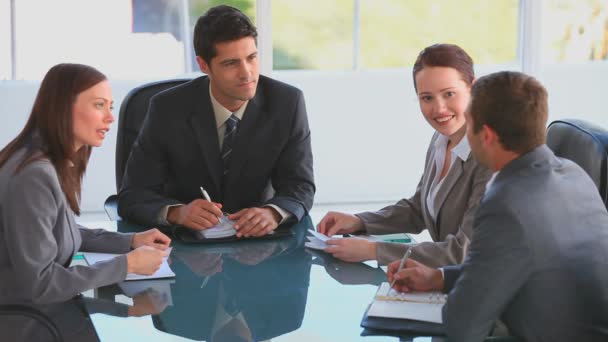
[264,204,292,224]
[439,267,445,280]
[158,204,183,225]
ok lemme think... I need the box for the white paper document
[196,216,237,239]
[83,247,175,281]
[367,282,445,324]
[305,229,331,250]
[305,230,375,251]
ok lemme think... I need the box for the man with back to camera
[387,71,608,341]
[118,5,315,237]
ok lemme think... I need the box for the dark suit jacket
[442,145,608,342]
[357,131,492,267]
[118,75,315,227]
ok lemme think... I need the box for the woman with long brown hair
[0,63,171,304]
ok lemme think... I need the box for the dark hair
[0,63,107,215]
[193,5,258,65]
[412,44,475,91]
[469,71,548,154]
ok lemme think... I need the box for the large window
[272,0,355,70]
[272,0,519,70]
[538,0,608,128]
[359,0,519,68]
[541,0,608,63]
[3,0,254,80]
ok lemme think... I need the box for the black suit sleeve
[265,89,315,220]
[118,95,182,226]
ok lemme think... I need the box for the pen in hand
[389,247,412,293]
[199,187,222,224]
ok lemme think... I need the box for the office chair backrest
[115,79,190,190]
[0,304,63,342]
[546,119,608,208]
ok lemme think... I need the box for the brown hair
[412,44,475,91]
[0,63,107,215]
[469,71,548,154]
[193,5,258,66]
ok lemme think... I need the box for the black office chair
[546,118,608,208]
[0,304,63,341]
[104,79,191,220]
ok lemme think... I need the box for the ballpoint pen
[389,247,412,292]
[199,187,222,223]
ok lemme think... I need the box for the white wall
[1,63,607,215]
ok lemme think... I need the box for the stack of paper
[83,247,175,281]
[196,216,237,239]
[367,282,445,324]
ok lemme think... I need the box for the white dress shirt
[425,134,471,222]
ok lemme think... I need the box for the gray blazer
[0,147,134,305]
[357,132,492,267]
[443,145,608,342]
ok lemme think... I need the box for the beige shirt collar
[209,86,248,128]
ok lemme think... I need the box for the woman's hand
[132,228,171,250]
[126,246,168,275]
[317,211,364,236]
[324,237,376,263]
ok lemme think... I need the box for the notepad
[83,247,175,281]
[196,216,237,239]
[366,282,445,324]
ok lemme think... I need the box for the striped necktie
[222,114,240,176]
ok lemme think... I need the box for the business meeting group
[0,4,607,342]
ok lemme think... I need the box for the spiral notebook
[366,282,446,324]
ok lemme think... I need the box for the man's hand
[228,207,281,237]
[316,211,364,236]
[387,258,444,293]
[132,228,171,250]
[167,199,223,230]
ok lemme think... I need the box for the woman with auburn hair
[0,63,171,304]
[317,44,493,268]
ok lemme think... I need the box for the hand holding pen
[165,188,223,230]
[200,187,223,223]
[389,248,412,291]
[387,248,445,293]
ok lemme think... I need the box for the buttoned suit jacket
[118,75,315,227]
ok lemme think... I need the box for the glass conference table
[4,217,516,341]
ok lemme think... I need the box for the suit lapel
[188,78,223,195]
[433,157,465,222]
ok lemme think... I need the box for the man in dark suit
[387,71,608,341]
[118,5,315,237]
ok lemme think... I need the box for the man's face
[198,36,259,111]
[465,107,488,168]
